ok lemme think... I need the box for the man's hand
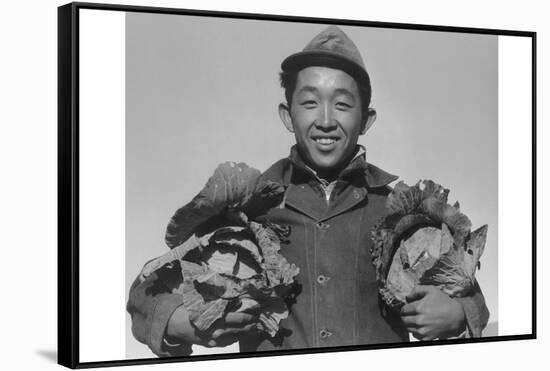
[206,312,261,347]
[400,285,466,341]
[166,305,260,347]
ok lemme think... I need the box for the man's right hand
[165,305,260,347]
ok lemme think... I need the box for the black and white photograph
[55,2,536,369]
[124,13,499,358]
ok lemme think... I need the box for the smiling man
[278,66,371,179]
[127,25,489,356]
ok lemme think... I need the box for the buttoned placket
[313,213,332,345]
[316,252,332,341]
[285,175,370,347]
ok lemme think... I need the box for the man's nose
[315,105,337,130]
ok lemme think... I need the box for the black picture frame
[58,2,537,369]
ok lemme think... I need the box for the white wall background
[0,0,547,370]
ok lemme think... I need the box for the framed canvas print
[58,2,536,368]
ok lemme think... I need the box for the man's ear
[278,103,294,133]
[361,108,377,135]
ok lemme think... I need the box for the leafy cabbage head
[371,180,487,310]
[142,162,298,337]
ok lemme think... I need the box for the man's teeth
[315,138,336,144]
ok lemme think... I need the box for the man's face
[281,66,366,173]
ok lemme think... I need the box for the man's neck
[312,167,343,184]
[297,146,366,183]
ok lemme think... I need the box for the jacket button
[317,275,330,284]
[353,189,361,199]
[319,329,333,338]
[316,222,330,230]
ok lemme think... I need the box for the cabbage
[139,162,299,337]
[371,180,487,309]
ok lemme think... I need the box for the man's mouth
[312,136,340,145]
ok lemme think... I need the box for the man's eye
[336,102,352,110]
[301,100,317,108]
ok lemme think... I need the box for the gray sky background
[125,12,498,358]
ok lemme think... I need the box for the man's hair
[279,69,372,121]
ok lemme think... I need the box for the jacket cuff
[455,296,483,338]
[445,329,467,339]
[150,294,193,357]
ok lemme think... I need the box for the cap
[281,25,370,90]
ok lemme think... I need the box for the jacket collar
[259,145,397,222]
[281,144,398,189]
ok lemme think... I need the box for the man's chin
[299,147,347,174]
[308,158,344,174]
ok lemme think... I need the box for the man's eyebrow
[333,88,356,101]
[295,86,319,94]
[295,86,356,102]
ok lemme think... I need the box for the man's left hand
[400,285,466,341]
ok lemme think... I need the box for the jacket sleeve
[126,260,193,357]
[454,279,490,338]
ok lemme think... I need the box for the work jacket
[127,146,489,357]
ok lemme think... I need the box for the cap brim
[281,51,370,88]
